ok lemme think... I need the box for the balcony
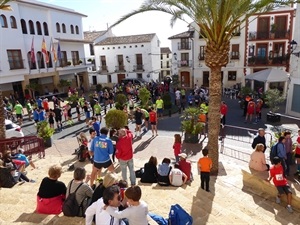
[57,58,87,67]
[133,64,144,71]
[72,58,86,66]
[177,42,191,50]
[230,52,240,60]
[115,65,126,72]
[177,60,192,68]
[248,30,290,40]
[247,56,268,66]
[269,54,290,65]
[98,65,108,74]
[198,53,205,60]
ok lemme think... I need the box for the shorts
[295,153,300,158]
[150,122,157,125]
[16,114,22,119]
[145,117,149,121]
[136,121,142,125]
[93,160,112,169]
[67,112,72,118]
[276,185,292,195]
[247,110,254,115]
[157,108,163,114]
[85,112,91,119]
[55,117,62,122]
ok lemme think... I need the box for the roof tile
[96,33,156,45]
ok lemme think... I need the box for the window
[28,20,35,34]
[231,44,239,59]
[113,47,115,49]
[21,19,27,34]
[89,44,94,56]
[228,71,237,81]
[36,21,42,35]
[123,46,126,48]
[161,61,163,68]
[107,75,112,83]
[233,21,241,36]
[167,54,169,58]
[71,51,80,65]
[199,46,205,60]
[62,23,66,33]
[92,76,97,85]
[27,51,36,70]
[180,53,189,66]
[75,25,79,34]
[43,22,49,36]
[167,71,170,75]
[273,43,285,57]
[141,45,144,47]
[70,25,74,34]
[167,61,170,68]
[59,51,67,67]
[47,51,52,68]
[129,46,132,48]
[117,55,124,71]
[137,74,143,79]
[36,51,45,69]
[10,16,17,28]
[56,22,60,33]
[0,14,7,28]
[161,54,163,60]
[7,50,24,70]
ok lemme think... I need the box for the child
[267,156,293,213]
[106,185,148,225]
[173,134,182,162]
[198,148,212,192]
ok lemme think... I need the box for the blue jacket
[277,142,286,159]
[90,135,114,163]
[39,111,46,121]
[33,110,39,121]
[92,121,101,136]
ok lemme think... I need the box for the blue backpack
[168,204,193,225]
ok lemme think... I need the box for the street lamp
[289,40,299,57]
[173,53,177,60]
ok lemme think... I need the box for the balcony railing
[177,60,192,68]
[177,42,191,50]
[56,58,87,67]
[230,52,240,60]
[115,65,126,72]
[100,65,108,71]
[198,53,205,60]
[248,30,290,40]
[72,58,86,66]
[8,59,25,70]
[247,56,268,65]
[133,64,144,71]
[269,54,290,65]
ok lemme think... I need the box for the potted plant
[105,109,128,129]
[58,79,72,94]
[78,59,83,64]
[37,121,55,147]
[265,89,285,122]
[138,87,151,108]
[67,61,72,66]
[115,93,127,110]
[181,107,203,143]
[270,24,277,39]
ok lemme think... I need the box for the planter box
[266,113,281,123]
[44,137,53,148]
[184,133,199,143]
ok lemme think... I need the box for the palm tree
[110,0,297,174]
[0,0,12,10]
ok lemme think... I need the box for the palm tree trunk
[207,66,222,174]
[0,91,6,152]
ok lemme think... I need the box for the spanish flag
[50,38,57,63]
[41,37,49,63]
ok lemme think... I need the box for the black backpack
[62,180,83,217]
[0,167,17,188]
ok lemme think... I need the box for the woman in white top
[249,143,269,171]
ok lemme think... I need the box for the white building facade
[160,47,172,80]
[0,0,89,100]
[169,22,246,88]
[93,33,161,85]
[286,5,300,117]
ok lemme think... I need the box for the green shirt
[14,104,23,114]
[26,102,32,111]
[156,99,164,109]
[141,109,149,118]
[180,89,186,96]
[94,104,101,114]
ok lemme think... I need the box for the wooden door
[117,74,126,84]
[180,71,190,87]
[257,17,270,39]
[203,71,209,87]
[275,16,287,38]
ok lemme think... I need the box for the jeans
[285,152,292,175]
[119,158,136,186]
[200,172,210,192]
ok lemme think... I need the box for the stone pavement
[1,133,300,225]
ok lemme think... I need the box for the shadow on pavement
[134,136,156,153]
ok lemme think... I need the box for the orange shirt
[198,157,212,172]
[198,114,206,123]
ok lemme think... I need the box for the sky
[38,0,190,48]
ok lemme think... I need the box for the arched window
[21,19,27,34]
[37,51,45,69]
[62,23,66,33]
[43,22,49,36]
[47,51,52,68]
[75,25,79,34]
[0,15,8,28]
[10,16,17,28]
[36,21,42,35]
[70,25,74,34]
[28,20,35,34]
[56,22,60,33]
[27,51,36,70]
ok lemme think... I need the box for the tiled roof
[160,47,171,54]
[84,31,107,42]
[168,31,193,39]
[96,33,156,45]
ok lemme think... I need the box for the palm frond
[0,0,13,10]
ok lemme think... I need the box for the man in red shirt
[267,157,293,213]
[149,107,158,136]
[115,128,136,186]
[220,101,228,125]
[178,153,193,182]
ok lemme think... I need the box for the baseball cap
[178,153,187,159]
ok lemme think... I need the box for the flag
[57,41,62,61]
[41,37,49,63]
[50,38,57,63]
[30,36,35,64]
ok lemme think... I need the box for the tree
[110,0,297,174]
[265,89,285,113]
[138,87,151,108]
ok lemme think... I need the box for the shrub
[105,109,128,129]
[181,107,203,135]
[162,93,172,109]
[37,121,55,140]
[265,89,285,113]
[138,87,151,108]
[115,94,127,110]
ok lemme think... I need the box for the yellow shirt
[156,99,164,109]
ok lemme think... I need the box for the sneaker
[286,205,293,213]
[29,179,36,183]
[276,196,281,204]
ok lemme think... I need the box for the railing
[177,42,191,50]
[177,60,192,68]
[115,65,126,72]
[56,58,87,67]
[133,64,144,71]
[71,58,86,66]
[247,56,268,65]
[0,136,45,156]
[198,53,205,60]
[230,52,240,60]
[249,30,290,40]
[8,59,25,70]
[220,125,273,162]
